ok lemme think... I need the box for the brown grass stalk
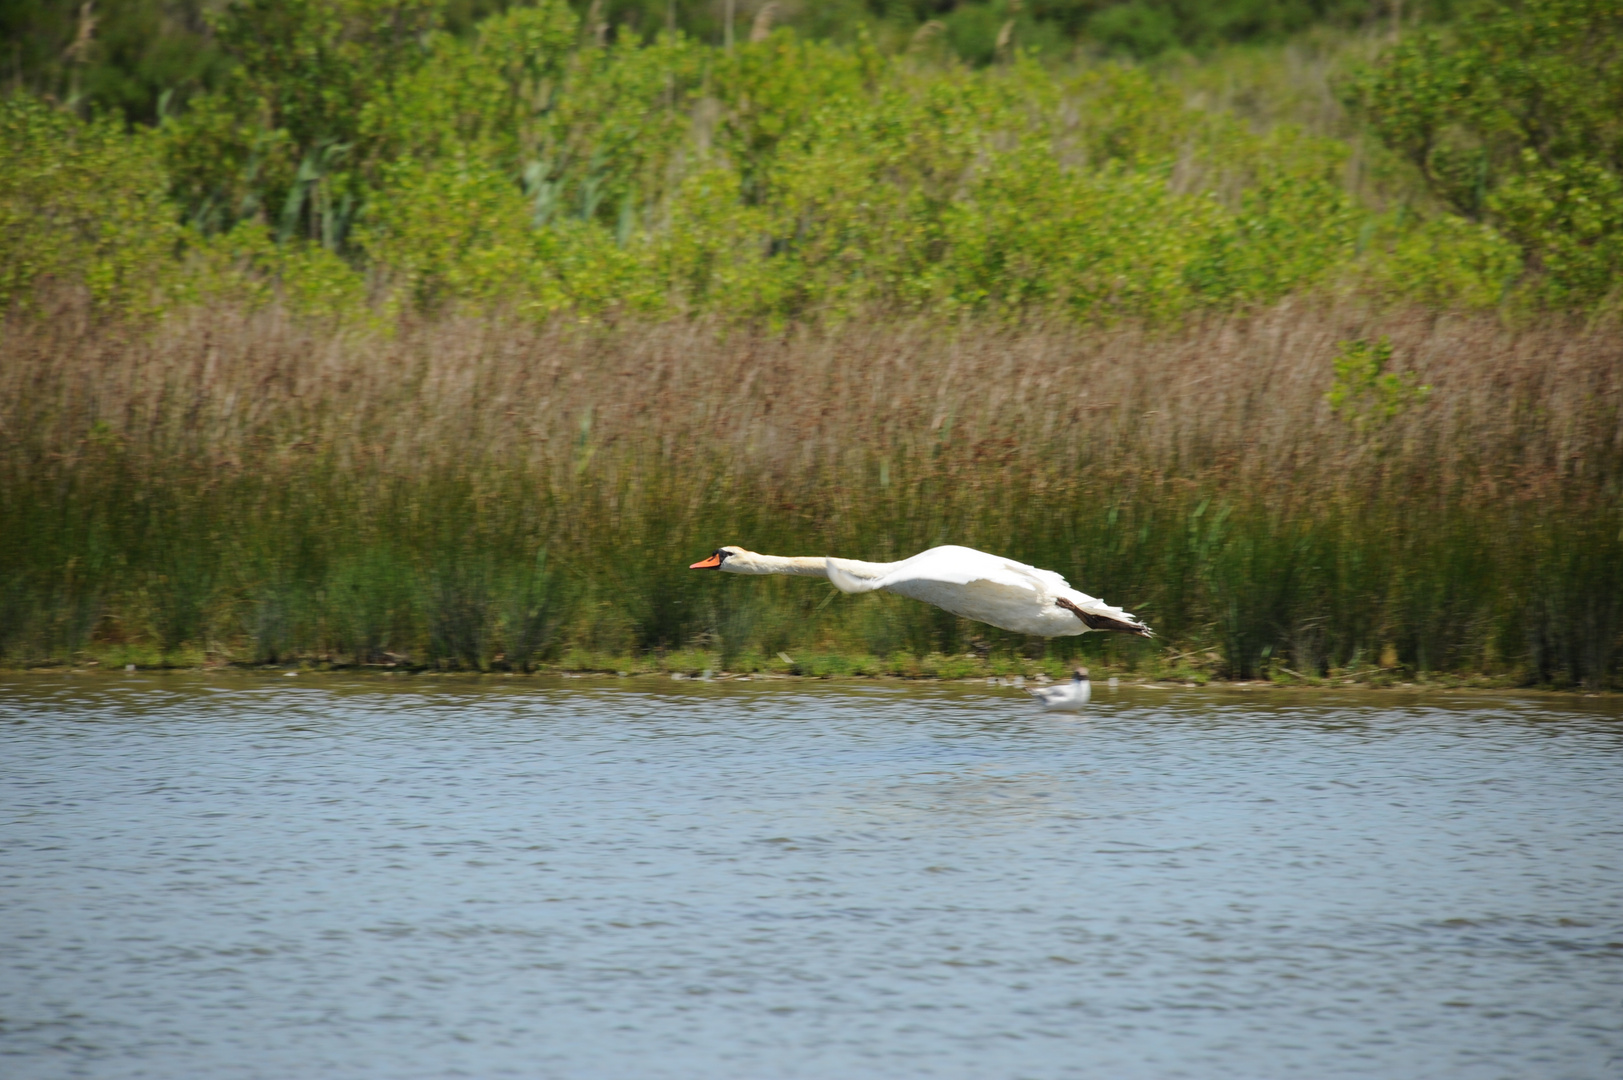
[5,303,1619,495]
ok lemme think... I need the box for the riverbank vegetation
[2,0,1620,685]
[5,304,1618,685]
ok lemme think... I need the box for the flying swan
[688,545,1151,638]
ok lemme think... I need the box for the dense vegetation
[2,0,1620,684]
[6,0,1620,322]
[5,307,1618,685]
[2,0,1439,124]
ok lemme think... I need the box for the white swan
[1030,668,1092,710]
[689,545,1151,638]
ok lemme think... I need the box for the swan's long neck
[722,551,895,581]
[722,553,832,577]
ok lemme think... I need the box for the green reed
[2,304,1618,685]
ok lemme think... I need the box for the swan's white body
[1030,670,1092,711]
[691,545,1150,638]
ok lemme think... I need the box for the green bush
[0,97,180,312]
[1347,0,1623,307]
[3,1,1611,322]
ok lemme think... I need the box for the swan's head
[689,545,749,571]
[1073,667,1089,681]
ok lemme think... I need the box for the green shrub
[1326,337,1430,427]
[1347,0,1623,307]
[4,2,1615,322]
[0,97,179,313]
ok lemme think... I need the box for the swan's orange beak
[689,553,724,569]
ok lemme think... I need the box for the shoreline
[5,660,1614,698]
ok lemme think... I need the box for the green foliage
[1358,211,1522,308]
[2,1,1612,322]
[162,0,444,243]
[1348,0,1623,306]
[1491,152,1623,307]
[187,223,371,319]
[0,0,226,121]
[1326,337,1430,425]
[213,0,444,149]
[0,96,180,312]
[362,153,539,311]
[0,0,1473,131]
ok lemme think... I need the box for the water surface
[3,675,1621,1079]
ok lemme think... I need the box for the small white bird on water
[688,544,1151,639]
[1030,668,1091,711]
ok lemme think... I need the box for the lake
[3,674,1621,1079]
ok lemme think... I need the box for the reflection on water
[2,675,1621,1079]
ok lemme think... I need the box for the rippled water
[3,675,1621,1079]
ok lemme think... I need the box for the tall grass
[3,299,1618,684]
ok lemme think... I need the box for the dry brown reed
[9,302,1617,492]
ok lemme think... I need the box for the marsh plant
[2,304,1618,685]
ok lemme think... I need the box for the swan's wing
[863,546,1052,593]
[961,547,1074,595]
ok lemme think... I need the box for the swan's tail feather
[1056,597,1153,637]
[1079,610,1154,637]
